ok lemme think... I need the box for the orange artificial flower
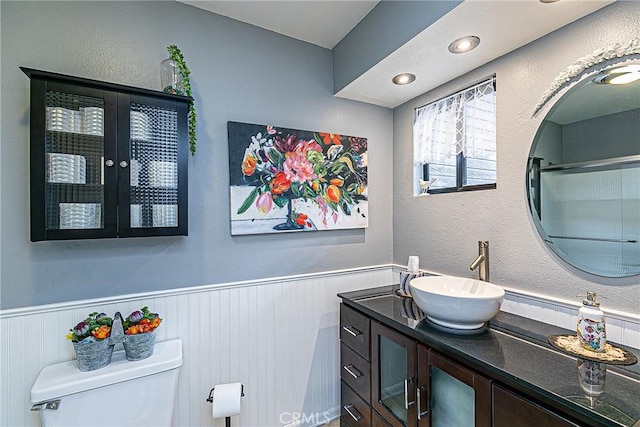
[91,325,111,340]
[326,185,341,203]
[319,132,341,145]
[270,171,291,195]
[242,155,257,176]
[329,178,344,187]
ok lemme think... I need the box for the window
[413,77,497,195]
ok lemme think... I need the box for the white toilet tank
[31,339,182,427]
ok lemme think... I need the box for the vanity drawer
[341,381,372,427]
[341,342,371,402]
[341,304,370,359]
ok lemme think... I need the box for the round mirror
[527,61,640,278]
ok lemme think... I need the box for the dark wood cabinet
[493,385,579,427]
[22,67,190,241]
[340,302,585,427]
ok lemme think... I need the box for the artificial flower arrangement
[237,124,368,231]
[66,312,113,343]
[123,306,162,335]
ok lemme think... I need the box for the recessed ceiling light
[539,0,560,3]
[593,64,640,85]
[448,36,480,54]
[393,73,416,85]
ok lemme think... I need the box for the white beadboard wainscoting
[0,266,394,427]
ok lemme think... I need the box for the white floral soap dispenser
[577,291,607,353]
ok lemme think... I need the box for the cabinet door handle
[105,159,114,167]
[417,386,428,420]
[342,325,362,337]
[404,378,415,409]
[343,364,362,379]
[343,404,363,422]
[119,160,128,168]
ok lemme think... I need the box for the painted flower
[256,192,273,214]
[242,154,257,176]
[319,132,341,145]
[295,213,308,226]
[283,153,317,183]
[274,134,301,153]
[270,171,291,195]
[266,125,277,135]
[329,178,344,186]
[326,184,341,203]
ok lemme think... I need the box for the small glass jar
[160,57,184,95]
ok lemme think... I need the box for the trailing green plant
[167,45,197,155]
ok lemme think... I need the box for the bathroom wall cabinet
[22,67,190,241]
[340,302,581,427]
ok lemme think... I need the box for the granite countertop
[338,286,640,427]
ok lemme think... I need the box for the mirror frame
[527,39,640,278]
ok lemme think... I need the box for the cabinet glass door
[418,348,492,427]
[33,81,119,241]
[119,95,187,237]
[380,335,409,423]
[372,323,416,427]
[430,366,475,426]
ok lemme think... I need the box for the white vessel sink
[409,276,505,330]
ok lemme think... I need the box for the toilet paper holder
[206,384,244,427]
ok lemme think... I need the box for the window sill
[426,183,497,195]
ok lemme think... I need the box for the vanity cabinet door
[492,385,579,427]
[418,346,491,427]
[372,322,417,427]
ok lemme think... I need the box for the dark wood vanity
[339,286,640,427]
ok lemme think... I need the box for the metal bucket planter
[123,329,157,361]
[73,339,114,372]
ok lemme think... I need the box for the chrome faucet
[469,241,490,282]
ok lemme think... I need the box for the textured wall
[0,1,393,309]
[393,1,640,314]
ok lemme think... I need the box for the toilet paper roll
[211,382,242,418]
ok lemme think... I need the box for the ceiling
[179,0,614,109]
[179,0,379,49]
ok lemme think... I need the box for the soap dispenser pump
[577,292,607,353]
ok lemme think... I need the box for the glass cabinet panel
[129,102,179,229]
[430,366,475,427]
[45,90,105,231]
[380,335,409,423]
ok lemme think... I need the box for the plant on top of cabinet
[22,67,190,241]
[165,45,197,155]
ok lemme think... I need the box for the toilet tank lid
[31,339,182,403]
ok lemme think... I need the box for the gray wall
[0,1,393,309]
[332,0,460,94]
[393,1,640,313]
[561,109,640,163]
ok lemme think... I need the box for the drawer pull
[343,404,363,422]
[343,364,362,379]
[342,325,362,337]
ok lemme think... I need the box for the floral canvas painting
[228,121,368,235]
